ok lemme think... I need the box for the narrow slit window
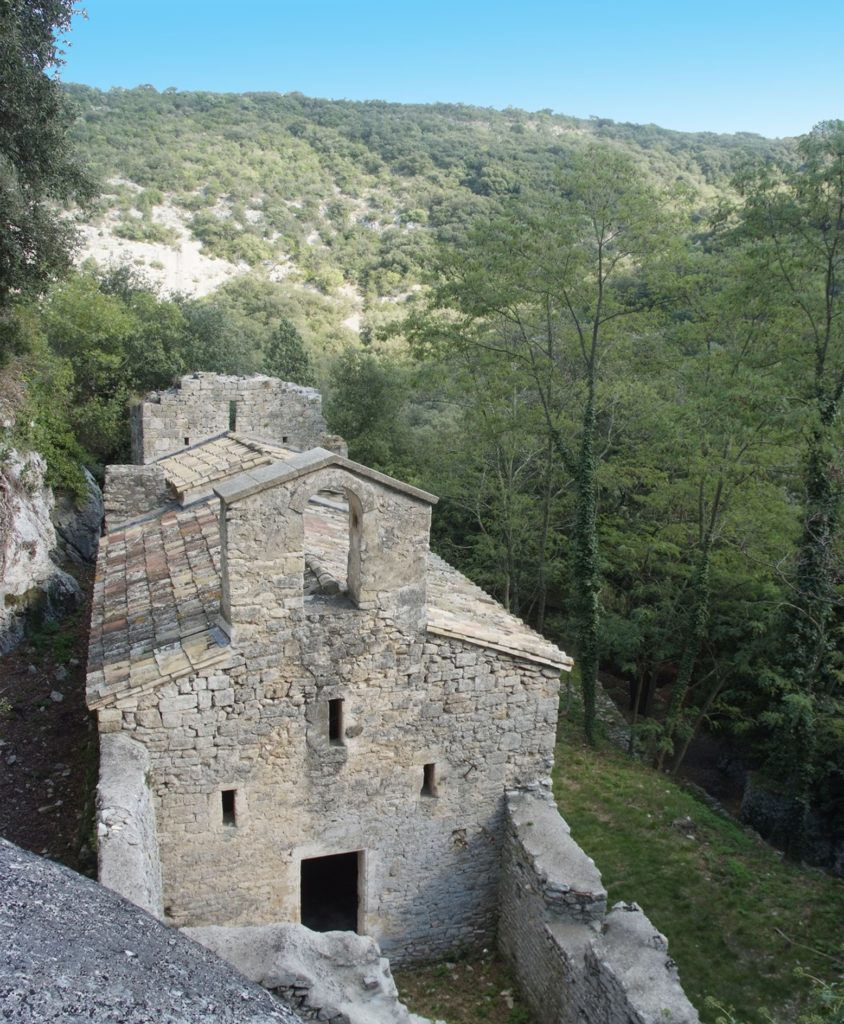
[328,699,344,746]
[421,763,437,797]
[221,788,236,826]
[184,436,190,446]
[282,435,289,444]
[229,400,237,431]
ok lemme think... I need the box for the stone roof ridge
[228,432,293,456]
[104,498,181,533]
[213,447,439,506]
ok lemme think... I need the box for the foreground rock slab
[0,838,304,1023]
[186,923,441,1024]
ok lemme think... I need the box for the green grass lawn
[553,710,844,1024]
[394,951,535,1024]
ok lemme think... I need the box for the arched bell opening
[302,485,364,606]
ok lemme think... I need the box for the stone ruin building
[87,373,699,1024]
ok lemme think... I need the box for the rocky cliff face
[0,449,95,653]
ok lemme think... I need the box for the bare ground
[0,565,98,875]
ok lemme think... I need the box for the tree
[645,243,790,772]
[176,298,258,376]
[0,0,92,351]
[736,121,844,851]
[323,349,411,475]
[417,144,673,742]
[417,344,569,621]
[263,317,314,386]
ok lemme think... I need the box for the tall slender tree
[417,145,673,742]
[0,0,92,350]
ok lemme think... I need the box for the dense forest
[2,85,841,883]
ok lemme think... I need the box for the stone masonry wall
[500,792,699,1024]
[96,415,562,964]
[103,464,172,532]
[130,374,342,464]
[98,626,561,962]
[219,463,432,645]
[98,621,559,963]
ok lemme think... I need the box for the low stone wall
[499,791,699,1024]
[97,732,164,919]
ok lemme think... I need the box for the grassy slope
[553,708,844,1024]
[396,695,842,1024]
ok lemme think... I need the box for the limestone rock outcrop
[185,923,441,1024]
[52,465,104,564]
[0,449,81,652]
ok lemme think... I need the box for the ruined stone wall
[130,374,341,464]
[103,464,172,532]
[499,792,699,1024]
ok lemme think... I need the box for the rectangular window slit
[229,400,237,431]
[184,436,190,446]
[328,699,343,746]
[421,763,437,797]
[221,788,236,826]
[282,435,289,444]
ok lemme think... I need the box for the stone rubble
[186,923,443,1024]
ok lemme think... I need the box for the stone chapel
[87,373,570,961]
[87,374,698,1024]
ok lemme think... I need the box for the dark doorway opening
[300,851,360,932]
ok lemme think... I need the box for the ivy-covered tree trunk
[737,121,844,857]
[782,423,840,693]
[656,529,713,772]
[775,421,840,851]
[572,371,601,744]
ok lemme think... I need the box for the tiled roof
[426,554,572,669]
[88,441,571,708]
[157,434,292,504]
[86,503,230,709]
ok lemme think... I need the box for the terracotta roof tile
[88,439,570,710]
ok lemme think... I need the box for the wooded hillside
[3,86,841,889]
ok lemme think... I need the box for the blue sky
[60,1,842,138]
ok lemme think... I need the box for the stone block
[159,694,198,714]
